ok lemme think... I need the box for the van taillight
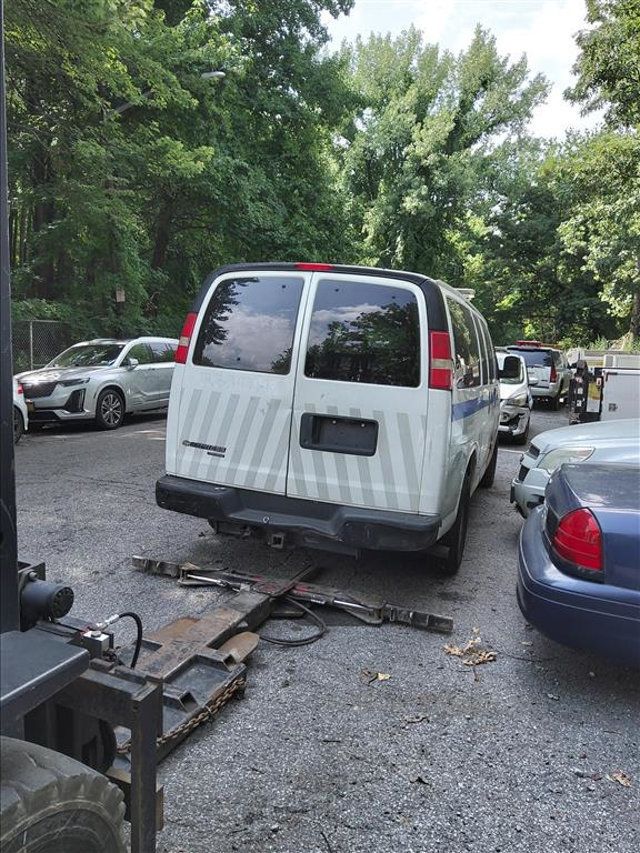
[549,364,558,382]
[175,312,197,364]
[429,331,453,391]
[552,508,602,572]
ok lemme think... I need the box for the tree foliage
[5,0,639,345]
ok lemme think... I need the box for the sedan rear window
[193,276,304,374]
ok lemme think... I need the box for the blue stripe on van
[451,389,499,421]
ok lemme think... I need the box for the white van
[157,263,499,573]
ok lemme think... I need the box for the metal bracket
[132,556,453,635]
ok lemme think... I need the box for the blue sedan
[518,462,640,667]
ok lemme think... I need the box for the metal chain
[116,676,246,755]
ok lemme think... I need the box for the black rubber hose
[118,611,143,668]
[260,596,327,647]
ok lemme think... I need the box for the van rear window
[193,276,304,374]
[304,280,420,387]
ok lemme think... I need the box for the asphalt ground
[14,407,639,853]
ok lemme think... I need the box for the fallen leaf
[405,714,427,724]
[409,775,428,785]
[443,629,496,666]
[546,693,560,701]
[607,771,632,788]
[361,669,391,684]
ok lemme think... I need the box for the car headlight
[507,392,528,408]
[59,378,90,387]
[537,446,595,473]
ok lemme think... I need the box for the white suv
[157,263,500,573]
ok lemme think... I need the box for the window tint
[193,276,304,374]
[480,321,497,381]
[304,280,420,387]
[447,299,481,388]
[127,343,153,365]
[49,344,124,368]
[473,315,490,384]
[510,348,553,368]
[149,341,174,363]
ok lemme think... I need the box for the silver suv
[506,343,571,409]
[16,337,178,430]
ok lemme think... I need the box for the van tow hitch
[131,556,454,634]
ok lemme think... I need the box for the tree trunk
[630,277,639,341]
[151,201,172,271]
[31,153,55,298]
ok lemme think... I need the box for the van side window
[193,276,304,374]
[485,327,497,381]
[473,315,490,384]
[447,299,481,389]
[304,280,420,387]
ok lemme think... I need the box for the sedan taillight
[552,508,603,573]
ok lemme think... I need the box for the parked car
[506,341,571,409]
[496,349,532,444]
[511,418,640,517]
[15,336,178,430]
[13,378,28,443]
[518,462,640,667]
[157,262,500,574]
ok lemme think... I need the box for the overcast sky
[323,0,601,138]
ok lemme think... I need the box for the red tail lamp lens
[553,508,603,571]
[295,263,335,271]
[429,331,453,390]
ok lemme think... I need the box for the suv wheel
[95,389,125,430]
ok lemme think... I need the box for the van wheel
[95,389,125,430]
[439,474,471,575]
[0,736,127,853]
[479,441,498,488]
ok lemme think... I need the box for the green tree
[568,0,640,128]
[340,26,547,276]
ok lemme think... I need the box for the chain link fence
[12,320,77,373]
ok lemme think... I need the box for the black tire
[95,389,125,430]
[439,472,471,575]
[13,407,24,444]
[0,737,126,853]
[479,441,498,488]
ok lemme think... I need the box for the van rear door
[168,271,308,494]
[286,273,429,512]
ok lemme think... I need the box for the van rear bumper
[156,475,442,552]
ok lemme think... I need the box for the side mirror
[126,357,139,370]
[528,376,539,387]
